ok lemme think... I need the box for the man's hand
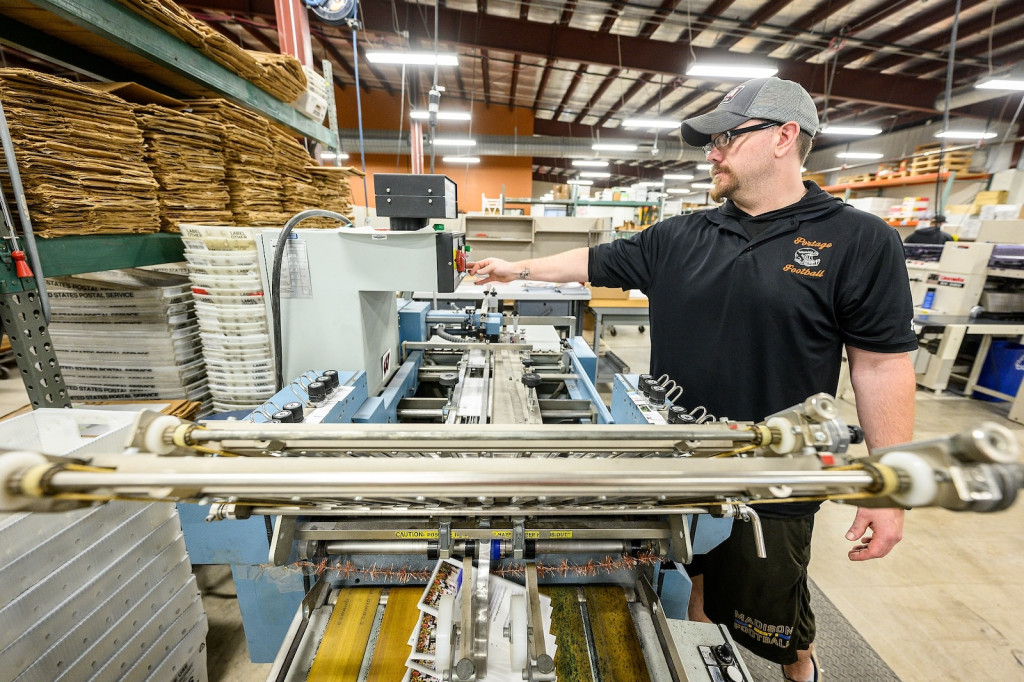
[845,507,904,561]
[468,258,520,284]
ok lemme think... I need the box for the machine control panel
[698,643,746,681]
[435,230,467,293]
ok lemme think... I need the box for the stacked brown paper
[306,166,361,225]
[183,98,289,226]
[112,0,264,80]
[250,51,308,103]
[270,128,320,217]
[0,69,160,236]
[135,104,234,231]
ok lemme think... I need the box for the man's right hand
[468,258,520,284]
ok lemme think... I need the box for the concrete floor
[3,325,1024,681]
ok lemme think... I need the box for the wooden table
[587,296,650,355]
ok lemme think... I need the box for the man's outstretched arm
[468,247,590,284]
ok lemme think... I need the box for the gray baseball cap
[680,77,819,147]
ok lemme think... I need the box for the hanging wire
[350,26,370,209]
[934,0,963,222]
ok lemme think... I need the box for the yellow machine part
[542,585,650,682]
[307,587,383,681]
[366,587,422,679]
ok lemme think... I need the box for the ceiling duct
[336,130,707,164]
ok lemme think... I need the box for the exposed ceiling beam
[598,2,626,34]
[519,0,530,21]
[863,3,1024,73]
[637,0,683,40]
[509,54,520,111]
[715,0,796,51]
[315,33,366,93]
[552,64,588,121]
[183,0,949,113]
[806,0,991,66]
[558,2,574,25]
[596,74,653,128]
[902,31,1024,79]
[688,0,739,46]
[660,88,707,118]
[574,69,621,124]
[634,77,683,117]
[533,58,553,113]
[236,19,279,53]
[356,2,944,113]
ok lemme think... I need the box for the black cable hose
[272,210,354,390]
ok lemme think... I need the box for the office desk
[588,296,650,355]
[413,280,590,331]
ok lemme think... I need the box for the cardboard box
[587,284,630,299]
[973,190,1010,206]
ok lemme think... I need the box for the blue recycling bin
[973,341,1024,402]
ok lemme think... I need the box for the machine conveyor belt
[307,586,422,681]
[296,583,652,681]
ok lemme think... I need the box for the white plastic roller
[435,594,456,673]
[508,594,529,672]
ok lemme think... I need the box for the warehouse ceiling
[3,0,1024,186]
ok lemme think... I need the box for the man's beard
[709,168,734,203]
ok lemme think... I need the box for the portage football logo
[794,247,820,267]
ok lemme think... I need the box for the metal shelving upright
[0,0,339,408]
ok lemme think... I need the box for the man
[470,77,918,682]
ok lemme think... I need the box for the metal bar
[525,562,554,674]
[404,341,534,351]
[24,0,337,146]
[637,575,685,681]
[31,233,185,278]
[254,506,707,517]
[187,421,760,448]
[41,468,876,498]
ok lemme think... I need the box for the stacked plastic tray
[180,224,276,413]
[45,269,209,409]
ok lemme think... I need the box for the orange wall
[335,86,534,212]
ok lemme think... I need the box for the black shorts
[686,514,815,664]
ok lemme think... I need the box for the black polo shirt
[589,183,917,515]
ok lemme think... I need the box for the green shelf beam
[26,0,338,147]
[35,233,184,278]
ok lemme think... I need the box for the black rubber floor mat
[737,578,900,682]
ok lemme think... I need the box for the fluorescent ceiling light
[443,156,480,163]
[696,163,712,171]
[366,51,459,66]
[622,118,679,129]
[976,78,1024,90]
[567,179,593,186]
[432,138,477,146]
[663,173,694,181]
[934,131,997,140]
[666,188,692,194]
[686,63,777,79]
[580,171,611,178]
[592,143,637,152]
[320,151,349,160]
[572,159,609,167]
[836,152,884,159]
[820,125,882,136]
[639,181,664,187]
[410,110,472,121]
[691,182,714,189]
